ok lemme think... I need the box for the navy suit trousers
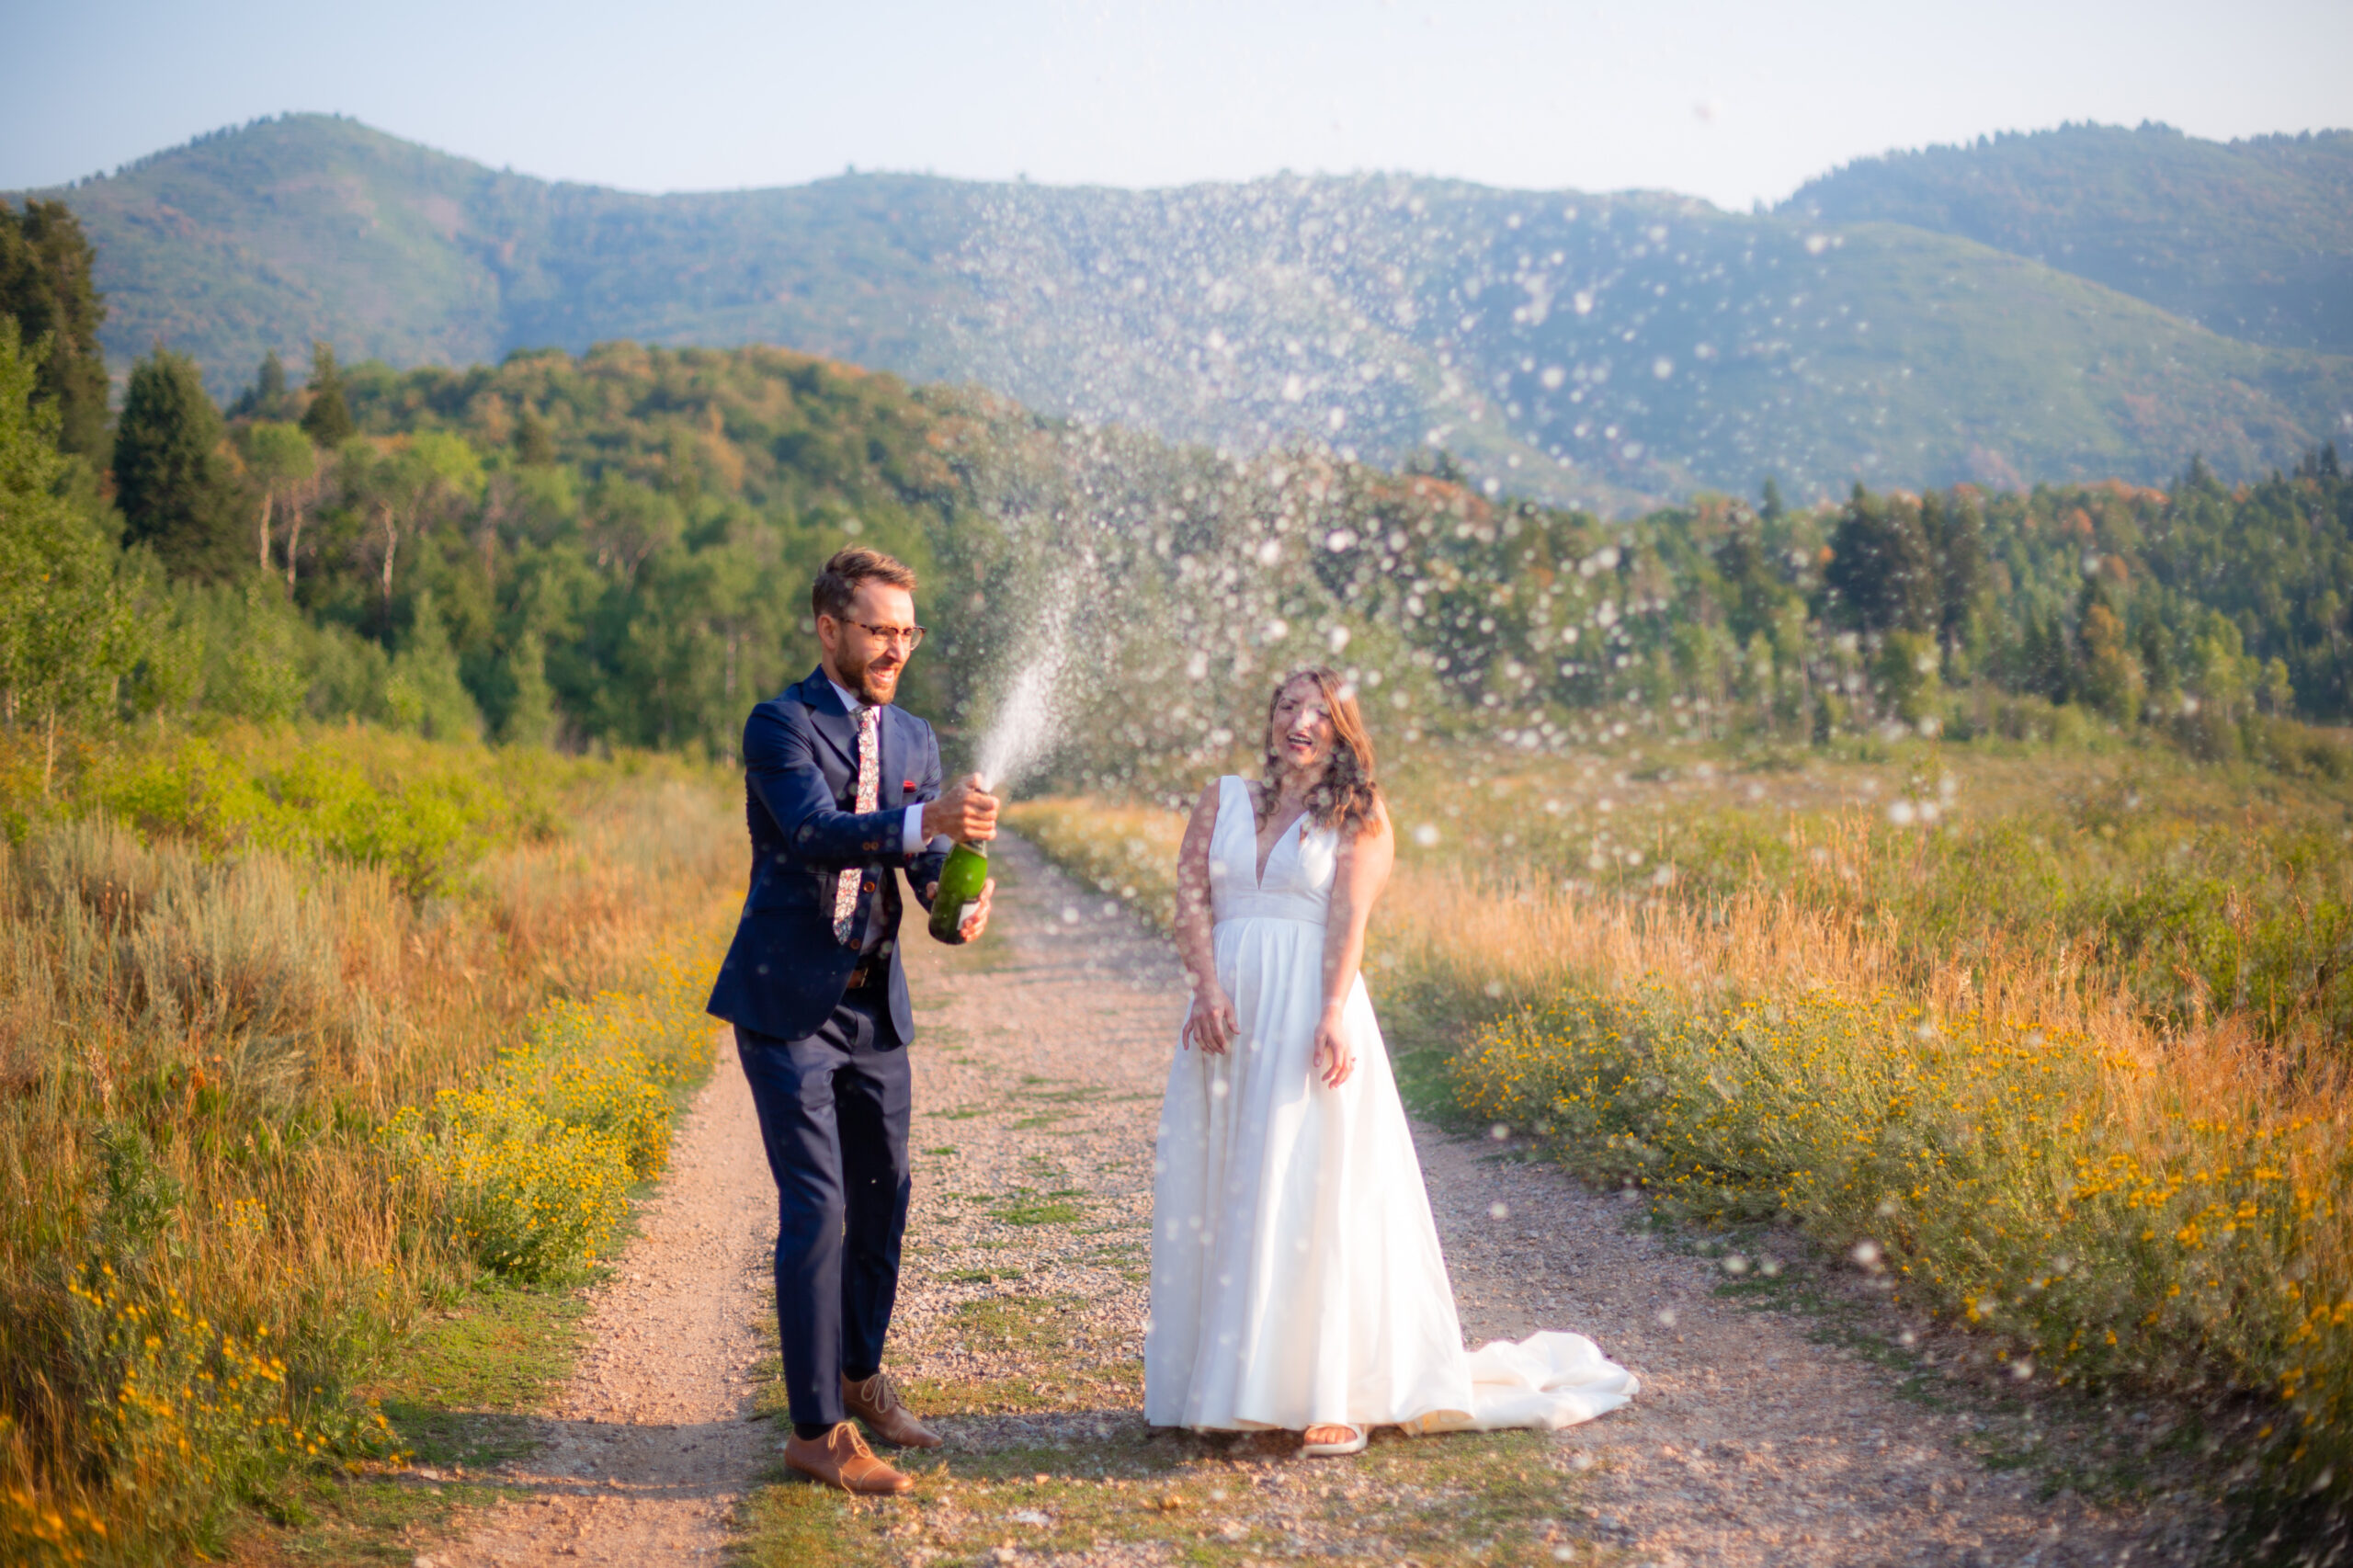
[736,992,910,1428]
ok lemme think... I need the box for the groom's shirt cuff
[901,804,927,858]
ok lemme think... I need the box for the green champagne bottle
[928,838,989,941]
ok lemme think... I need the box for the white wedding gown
[1144,777,1639,1435]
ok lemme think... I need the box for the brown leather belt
[845,960,882,993]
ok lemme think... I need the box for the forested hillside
[1788,122,2353,354]
[20,114,2351,509]
[39,117,976,403]
[7,247,2347,804]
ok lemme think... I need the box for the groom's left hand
[957,878,995,942]
[922,877,995,944]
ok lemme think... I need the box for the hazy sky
[6,0,2347,207]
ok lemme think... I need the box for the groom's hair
[812,547,918,621]
[1261,667,1384,841]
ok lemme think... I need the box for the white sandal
[1300,1424,1369,1457]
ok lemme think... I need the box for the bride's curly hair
[1256,667,1384,840]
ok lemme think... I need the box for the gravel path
[423,831,2218,1566]
[419,1028,777,1567]
[1417,1141,2214,1566]
[876,835,2217,1566]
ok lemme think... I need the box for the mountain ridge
[17,114,2351,510]
[1784,121,2353,354]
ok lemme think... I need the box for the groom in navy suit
[707,545,997,1495]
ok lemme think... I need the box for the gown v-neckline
[1251,797,1309,888]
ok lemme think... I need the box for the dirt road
[426,832,2213,1566]
[415,1027,777,1566]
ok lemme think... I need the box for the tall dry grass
[0,739,742,1562]
[1382,739,2353,1056]
[1009,791,2353,1515]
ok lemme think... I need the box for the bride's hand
[1185,982,1236,1055]
[1312,1009,1355,1089]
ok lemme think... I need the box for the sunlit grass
[735,1392,1582,1568]
[1008,743,2353,1515]
[0,723,741,1563]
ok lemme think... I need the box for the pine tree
[384,591,483,741]
[2137,615,2177,707]
[115,348,242,581]
[301,341,353,448]
[1922,490,1987,657]
[498,630,559,746]
[0,199,109,463]
[1824,483,1934,635]
[229,348,290,419]
[2021,610,2075,703]
[513,407,557,466]
[1711,516,1790,647]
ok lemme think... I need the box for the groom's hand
[922,774,999,844]
[919,877,995,943]
[956,878,995,942]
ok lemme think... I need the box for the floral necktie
[832,704,881,946]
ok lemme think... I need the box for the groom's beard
[839,649,902,706]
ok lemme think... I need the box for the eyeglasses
[843,619,926,652]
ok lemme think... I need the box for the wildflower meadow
[0,724,740,1563]
[1009,733,2353,1528]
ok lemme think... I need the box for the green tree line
[0,197,995,791]
[4,193,2349,808]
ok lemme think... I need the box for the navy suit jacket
[705,667,950,1045]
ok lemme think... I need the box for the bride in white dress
[1143,668,1638,1454]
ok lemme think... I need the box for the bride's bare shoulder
[1342,795,1395,852]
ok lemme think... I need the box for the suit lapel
[879,706,907,810]
[800,668,858,776]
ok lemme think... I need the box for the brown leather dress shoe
[781,1422,914,1494]
[843,1369,943,1449]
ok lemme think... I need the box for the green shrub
[1453,977,2353,1505]
[382,1089,636,1282]
[97,727,560,895]
[2165,704,2242,762]
[60,1271,398,1552]
[2243,714,2353,781]
[379,948,714,1281]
